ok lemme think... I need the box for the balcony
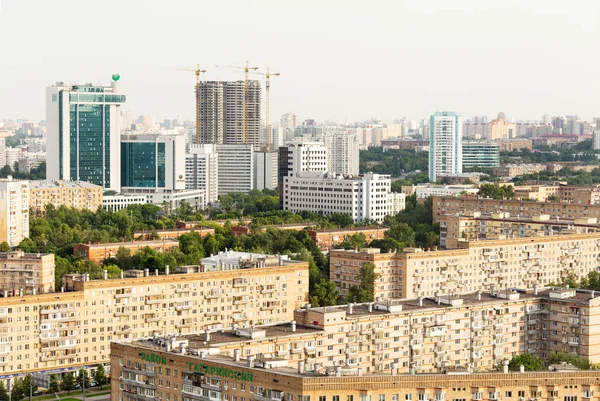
[115,327,132,335]
[40,342,77,352]
[121,378,156,390]
[233,280,249,287]
[145,316,162,323]
[205,311,220,317]
[176,304,193,311]
[145,297,165,305]
[176,288,192,293]
[233,298,249,305]
[233,315,248,322]
[260,305,278,311]
[205,291,222,299]
[40,307,70,314]
[115,293,132,299]
[40,352,78,362]
[261,287,278,294]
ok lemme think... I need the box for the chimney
[205,330,211,342]
[418,297,423,307]
[103,270,108,280]
[334,366,342,377]
[179,343,187,354]
[291,321,296,332]
[477,291,482,301]
[519,364,525,373]
[368,303,373,313]
[503,360,509,374]
[166,342,172,352]
[533,284,538,295]
[233,349,240,362]
[391,362,399,375]
[155,269,159,276]
[357,368,363,376]
[32,288,36,295]
[165,265,170,275]
[120,271,124,279]
[247,356,255,368]
[298,361,305,374]
[144,269,149,277]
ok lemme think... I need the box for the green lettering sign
[186,363,253,382]
[139,352,167,365]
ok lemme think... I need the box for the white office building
[186,144,219,205]
[388,192,406,215]
[593,131,600,151]
[46,79,126,191]
[282,172,392,223]
[216,144,254,195]
[103,193,147,212]
[429,111,462,182]
[325,132,359,176]
[254,151,278,190]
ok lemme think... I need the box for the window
[564,397,577,401]
[472,393,482,401]
[406,396,412,401]
[380,396,386,401]
[320,397,327,401]
[436,394,446,401]
[584,391,594,398]
[505,392,512,398]
[489,393,498,400]
[418,394,429,401]
[518,392,525,398]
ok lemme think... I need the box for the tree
[549,351,590,370]
[93,365,109,390]
[61,372,76,394]
[309,279,341,307]
[78,369,91,390]
[0,381,9,401]
[386,223,416,245]
[346,262,380,303]
[10,379,24,401]
[0,242,9,252]
[507,354,544,371]
[22,374,37,397]
[49,374,61,393]
[105,264,122,279]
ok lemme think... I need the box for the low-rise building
[0,253,308,383]
[111,287,600,401]
[102,193,147,212]
[308,226,387,251]
[432,195,600,224]
[231,223,310,236]
[402,184,479,199]
[498,139,533,151]
[439,211,600,248]
[29,180,103,216]
[492,164,546,178]
[73,239,180,264]
[135,227,215,240]
[282,172,392,223]
[330,232,600,299]
[0,250,55,295]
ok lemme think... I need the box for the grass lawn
[35,388,111,400]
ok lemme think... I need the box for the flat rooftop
[29,180,102,189]
[75,239,179,248]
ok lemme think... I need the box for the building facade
[331,232,600,299]
[216,144,254,195]
[253,151,278,191]
[103,193,147,212]
[462,142,500,169]
[46,80,126,191]
[186,144,219,205]
[0,251,55,296]
[29,180,103,216]
[282,172,392,223]
[0,254,308,382]
[73,240,180,264]
[429,112,462,182]
[0,178,29,247]
[325,133,359,176]
[308,226,388,251]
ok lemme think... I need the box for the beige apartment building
[513,185,600,204]
[0,253,308,381]
[0,250,55,296]
[330,232,600,300]
[492,164,546,178]
[0,178,29,247]
[432,196,600,224]
[29,180,103,216]
[439,212,600,248]
[111,287,600,401]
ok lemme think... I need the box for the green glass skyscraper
[46,79,126,190]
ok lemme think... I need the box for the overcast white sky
[0,0,598,123]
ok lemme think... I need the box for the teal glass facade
[462,143,500,169]
[121,142,166,188]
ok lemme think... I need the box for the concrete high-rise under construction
[197,80,261,146]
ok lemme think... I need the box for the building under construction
[198,80,261,146]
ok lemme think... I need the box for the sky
[0,0,598,123]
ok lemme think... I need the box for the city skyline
[0,0,599,123]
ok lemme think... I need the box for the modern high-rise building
[461,142,500,169]
[278,141,329,198]
[46,79,126,191]
[186,144,219,205]
[0,178,29,247]
[215,144,254,195]
[593,131,600,150]
[253,151,278,190]
[429,112,462,182]
[120,134,186,191]
[198,81,261,146]
[325,132,359,176]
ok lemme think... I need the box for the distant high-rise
[197,80,261,146]
[46,80,126,191]
[186,144,219,205]
[429,112,462,182]
[325,133,359,176]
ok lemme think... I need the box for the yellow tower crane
[248,68,280,150]
[215,61,259,144]
[177,64,207,144]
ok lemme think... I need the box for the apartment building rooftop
[29,180,102,189]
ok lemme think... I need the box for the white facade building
[215,144,254,195]
[0,178,29,246]
[144,189,205,212]
[253,151,278,191]
[279,141,328,175]
[325,133,359,176]
[388,192,406,215]
[593,131,600,151]
[102,193,147,212]
[186,144,219,205]
[410,184,479,199]
[46,80,125,191]
[282,172,392,223]
[429,112,462,182]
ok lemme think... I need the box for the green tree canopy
[508,354,545,371]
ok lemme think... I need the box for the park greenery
[359,148,429,177]
[507,352,595,371]
[477,183,515,200]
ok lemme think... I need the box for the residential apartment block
[440,211,600,248]
[29,180,103,216]
[0,178,29,247]
[432,196,600,224]
[73,240,180,264]
[492,164,546,178]
[0,250,55,296]
[308,226,388,251]
[282,172,392,223]
[111,286,600,401]
[325,132,359,176]
[330,232,600,299]
[429,112,462,182]
[0,253,307,382]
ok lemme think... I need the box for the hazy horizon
[0,0,598,123]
